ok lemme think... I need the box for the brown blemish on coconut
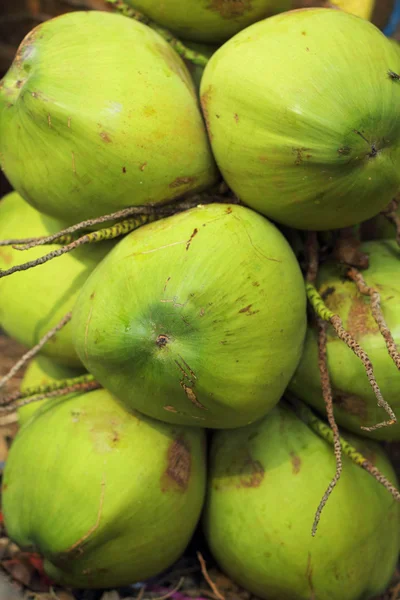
[164,405,178,413]
[140,162,147,171]
[0,249,13,266]
[186,228,198,251]
[208,0,253,19]
[290,452,301,474]
[122,166,126,174]
[162,436,192,491]
[100,131,112,143]
[239,304,259,316]
[238,457,265,488]
[156,334,169,348]
[333,390,368,421]
[347,295,379,339]
[181,383,206,410]
[234,113,239,123]
[169,176,197,189]
[293,147,311,165]
[200,85,213,140]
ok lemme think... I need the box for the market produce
[2,388,206,588]
[124,0,291,43]
[18,355,85,426]
[71,203,307,428]
[200,8,400,230]
[290,239,400,440]
[204,403,400,600]
[0,11,218,225]
[0,192,114,366]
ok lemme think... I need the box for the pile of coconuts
[1,1,400,598]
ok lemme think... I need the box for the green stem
[1,374,96,407]
[105,0,209,67]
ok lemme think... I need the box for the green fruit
[290,240,400,440]
[125,0,291,44]
[18,356,85,427]
[0,11,217,225]
[200,9,400,230]
[204,403,400,600]
[71,204,307,428]
[0,192,112,366]
[3,388,206,588]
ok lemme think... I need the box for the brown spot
[208,0,253,19]
[252,281,260,287]
[259,156,268,163]
[338,146,351,156]
[293,147,311,165]
[199,308,205,317]
[290,452,301,474]
[162,436,191,491]
[186,228,198,251]
[347,295,379,339]
[238,304,259,316]
[225,206,232,214]
[100,132,112,143]
[169,176,197,189]
[122,166,126,173]
[90,292,95,300]
[333,390,368,422]
[238,457,264,488]
[234,113,239,123]
[164,405,177,413]
[111,431,119,443]
[0,249,13,266]
[140,162,147,171]
[181,383,206,410]
[302,31,307,35]
[200,85,213,140]
[306,47,310,52]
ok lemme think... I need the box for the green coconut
[0,192,113,366]
[0,11,217,225]
[204,403,400,600]
[71,203,307,428]
[2,388,206,589]
[290,239,400,440]
[18,356,85,427]
[200,8,400,230]
[125,0,291,44]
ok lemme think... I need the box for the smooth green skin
[290,240,400,440]
[183,43,218,93]
[72,204,307,429]
[0,11,217,225]
[3,388,206,589]
[204,403,400,600]
[18,355,85,427]
[0,192,112,366]
[200,9,400,231]
[125,0,291,43]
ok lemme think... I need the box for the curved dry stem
[1,380,101,414]
[311,318,343,536]
[287,396,400,504]
[0,216,155,278]
[105,0,209,66]
[0,194,228,250]
[306,283,396,431]
[0,313,72,392]
[346,267,400,371]
[0,373,95,407]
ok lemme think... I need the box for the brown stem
[197,552,225,600]
[0,313,72,392]
[347,267,400,371]
[312,318,343,536]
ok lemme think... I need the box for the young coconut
[71,204,307,428]
[290,239,400,440]
[2,388,206,589]
[200,8,400,230]
[123,0,291,44]
[0,11,218,225]
[204,402,400,600]
[17,356,85,427]
[0,192,113,367]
